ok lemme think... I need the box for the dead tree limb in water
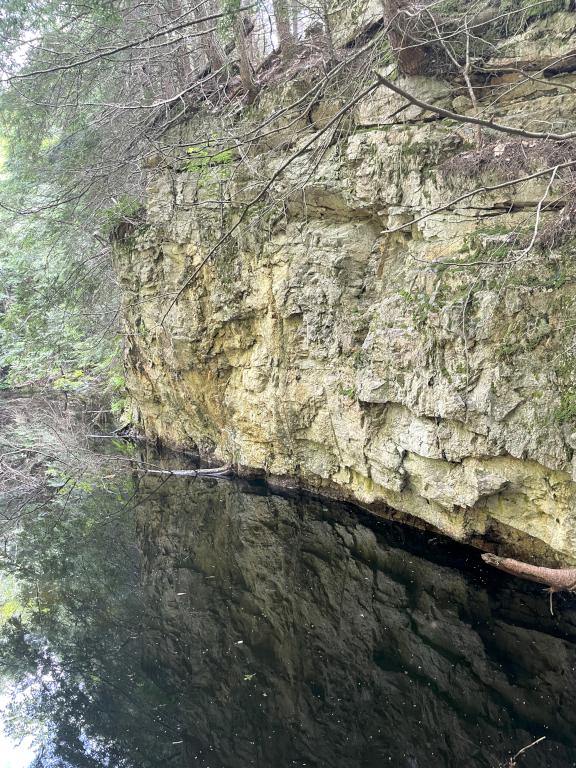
[482,553,576,615]
[137,465,233,477]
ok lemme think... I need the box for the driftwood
[482,553,576,615]
[137,465,232,477]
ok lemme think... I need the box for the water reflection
[2,470,576,767]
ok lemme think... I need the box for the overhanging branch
[374,71,576,141]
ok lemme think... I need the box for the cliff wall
[115,8,576,561]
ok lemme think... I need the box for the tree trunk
[291,0,299,39]
[273,0,295,60]
[382,0,427,75]
[234,13,258,101]
[161,0,193,95]
[191,0,226,74]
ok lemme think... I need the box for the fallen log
[137,465,233,477]
[482,553,576,615]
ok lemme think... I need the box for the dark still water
[2,468,576,768]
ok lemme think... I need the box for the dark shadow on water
[2,462,576,768]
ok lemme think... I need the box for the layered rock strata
[115,9,576,560]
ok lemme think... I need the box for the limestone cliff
[114,7,576,561]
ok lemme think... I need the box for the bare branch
[374,72,576,141]
[7,5,256,82]
[383,159,576,234]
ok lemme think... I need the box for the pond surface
[2,445,576,767]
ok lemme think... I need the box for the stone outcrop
[115,8,576,562]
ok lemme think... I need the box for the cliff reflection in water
[135,476,576,768]
[3,471,576,768]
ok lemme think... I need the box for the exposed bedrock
[115,10,576,562]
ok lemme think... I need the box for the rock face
[115,9,576,561]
